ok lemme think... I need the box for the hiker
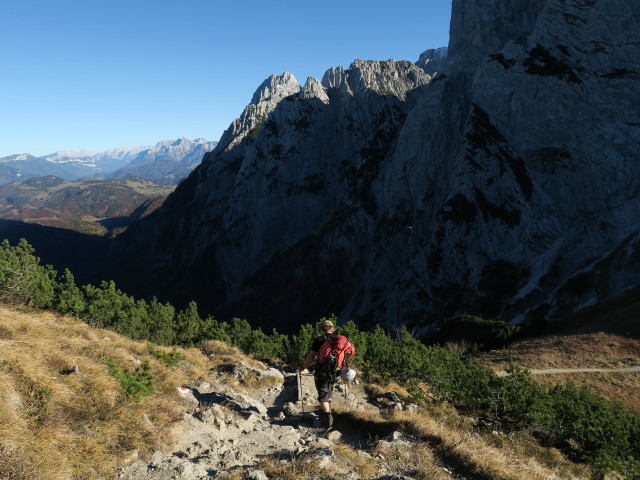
[298,319,354,428]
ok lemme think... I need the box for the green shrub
[144,298,176,345]
[54,269,85,316]
[543,382,640,477]
[0,239,56,308]
[147,344,182,367]
[285,321,321,366]
[107,358,154,402]
[82,281,128,328]
[174,301,206,346]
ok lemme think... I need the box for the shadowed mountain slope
[108,0,640,334]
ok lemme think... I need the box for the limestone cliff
[109,0,640,332]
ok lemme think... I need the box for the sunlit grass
[0,306,236,478]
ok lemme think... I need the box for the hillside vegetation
[477,332,640,413]
[0,306,213,479]
[0,305,590,480]
[1,238,640,479]
[0,176,173,236]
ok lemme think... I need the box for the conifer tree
[54,268,85,315]
[0,239,56,308]
[174,301,203,345]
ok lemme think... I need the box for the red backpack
[317,335,355,379]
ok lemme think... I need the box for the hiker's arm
[298,350,316,371]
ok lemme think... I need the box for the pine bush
[107,358,155,402]
[0,239,56,308]
[147,344,182,366]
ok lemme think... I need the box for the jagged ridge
[108,0,640,334]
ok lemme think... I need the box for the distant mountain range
[0,137,218,185]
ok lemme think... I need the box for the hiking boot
[323,412,333,428]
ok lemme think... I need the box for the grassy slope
[477,331,640,412]
[0,305,592,480]
[0,305,215,479]
[477,286,640,412]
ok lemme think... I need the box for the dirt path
[496,366,640,377]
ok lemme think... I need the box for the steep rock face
[416,47,448,76]
[367,0,640,326]
[110,0,640,332]
[110,62,432,328]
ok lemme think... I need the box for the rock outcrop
[115,365,378,480]
[109,0,640,332]
[109,59,433,330]
[416,47,448,76]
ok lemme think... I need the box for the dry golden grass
[371,442,454,480]
[332,443,380,479]
[477,332,640,370]
[0,445,41,480]
[526,371,640,412]
[477,332,640,411]
[363,381,413,399]
[214,472,244,480]
[339,403,590,480]
[258,454,328,480]
[0,305,242,479]
[258,443,386,480]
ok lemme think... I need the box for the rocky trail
[114,362,441,480]
[114,354,639,479]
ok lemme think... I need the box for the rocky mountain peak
[154,137,192,147]
[321,66,352,95]
[250,72,301,106]
[301,77,329,104]
[217,73,302,152]
[416,47,448,75]
[0,153,39,163]
[321,59,432,100]
[44,150,97,161]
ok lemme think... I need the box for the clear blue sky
[0,0,452,157]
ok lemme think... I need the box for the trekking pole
[297,370,305,415]
[344,381,349,410]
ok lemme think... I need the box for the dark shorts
[314,374,334,403]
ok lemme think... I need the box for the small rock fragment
[248,469,269,480]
